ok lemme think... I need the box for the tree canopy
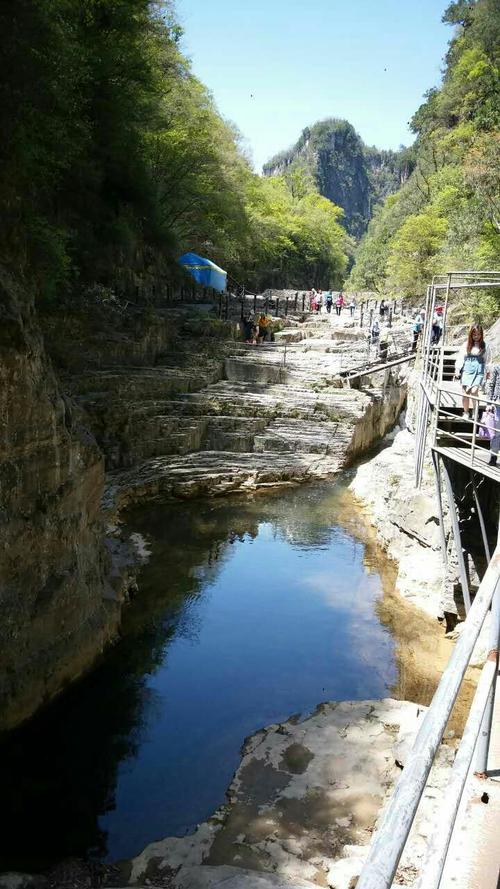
[0,0,350,299]
[347,0,500,320]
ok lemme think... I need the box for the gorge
[1,0,499,884]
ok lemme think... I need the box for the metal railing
[433,385,500,469]
[356,546,500,889]
[414,270,500,486]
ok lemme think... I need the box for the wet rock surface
[124,699,453,889]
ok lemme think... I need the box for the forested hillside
[348,0,500,318]
[263,119,414,238]
[0,1,350,297]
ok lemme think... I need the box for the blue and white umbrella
[178,252,227,292]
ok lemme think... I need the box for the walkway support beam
[441,455,471,612]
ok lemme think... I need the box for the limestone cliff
[263,119,414,238]
[0,296,407,732]
[0,276,125,731]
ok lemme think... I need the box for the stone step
[69,365,222,400]
[254,419,352,455]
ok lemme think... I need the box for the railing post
[441,456,472,613]
[431,451,448,567]
[276,297,280,316]
[388,308,392,328]
[302,294,305,312]
[285,296,288,316]
[471,396,479,467]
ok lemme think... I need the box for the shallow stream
[0,480,447,871]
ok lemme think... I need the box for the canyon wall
[0,277,125,731]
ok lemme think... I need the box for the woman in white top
[454,323,491,419]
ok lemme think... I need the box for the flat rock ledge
[104,450,342,512]
[124,699,453,889]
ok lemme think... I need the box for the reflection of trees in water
[0,625,157,869]
[0,505,254,870]
[0,483,378,871]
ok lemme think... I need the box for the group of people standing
[412,306,444,352]
[309,290,356,316]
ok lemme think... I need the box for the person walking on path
[412,314,423,352]
[485,363,500,466]
[257,313,271,343]
[326,291,333,314]
[431,307,443,345]
[335,293,345,316]
[454,323,491,419]
[348,297,356,318]
[379,299,386,319]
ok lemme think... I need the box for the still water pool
[0,482,398,870]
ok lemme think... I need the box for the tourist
[412,314,423,352]
[309,289,316,311]
[335,293,345,316]
[316,290,323,314]
[454,323,491,420]
[379,299,385,319]
[326,291,333,314]
[258,313,271,343]
[370,318,380,346]
[431,308,443,345]
[241,315,256,344]
[485,363,500,466]
[348,297,356,317]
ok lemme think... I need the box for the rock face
[263,119,413,237]
[0,298,407,731]
[349,428,447,618]
[96,315,408,515]
[0,277,129,732]
[126,699,453,889]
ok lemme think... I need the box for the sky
[178,0,453,171]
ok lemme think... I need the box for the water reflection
[0,482,398,871]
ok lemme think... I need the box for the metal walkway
[357,270,500,889]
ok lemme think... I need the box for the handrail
[414,656,497,889]
[432,385,500,460]
[356,547,500,889]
